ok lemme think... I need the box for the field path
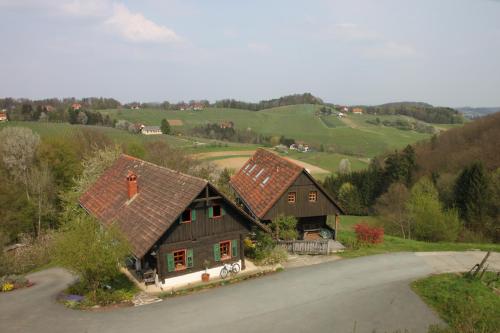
[193,150,330,175]
[193,150,255,160]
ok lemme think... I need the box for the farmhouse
[0,110,7,122]
[71,103,82,110]
[352,108,363,114]
[80,155,268,288]
[230,149,344,240]
[140,125,162,135]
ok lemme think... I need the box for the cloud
[363,41,417,59]
[104,3,180,43]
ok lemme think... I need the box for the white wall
[156,260,242,290]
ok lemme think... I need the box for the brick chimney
[126,171,138,199]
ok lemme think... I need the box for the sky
[1,0,500,107]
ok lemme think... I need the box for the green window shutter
[213,243,221,262]
[187,249,194,268]
[231,239,238,258]
[191,209,196,221]
[177,216,181,224]
[166,253,175,272]
[222,207,226,216]
[208,206,213,218]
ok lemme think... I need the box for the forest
[323,112,500,243]
[364,102,464,124]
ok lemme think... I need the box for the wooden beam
[193,196,222,203]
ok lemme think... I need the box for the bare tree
[0,127,41,201]
[29,164,55,237]
[375,183,411,239]
[338,158,352,174]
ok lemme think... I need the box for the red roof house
[80,154,268,287]
[230,149,343,238]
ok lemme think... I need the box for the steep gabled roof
[230,149,303,219]
[80,155,208,258]
[230,149,345,219]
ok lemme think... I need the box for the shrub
[0,232,53,276]
[259,246,288,266]
[407,178,461,242]
[53,214,130,300]
[354,223,384,244]
[271,215,298,240]
[247,231,287,265]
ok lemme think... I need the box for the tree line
[364,102,464,124]
[213,93,323,111]
[324,113,500,242]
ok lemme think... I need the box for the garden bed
[1,275,34,292]
[57,273,138,310]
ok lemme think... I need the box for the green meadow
[100,104,437,157]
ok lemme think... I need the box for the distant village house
[0,110,7,122]
[220,121,234,129]
[71,103,82,110]
[140,125,162,135]
[352,108,363,114]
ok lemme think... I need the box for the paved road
[1,251,498,333]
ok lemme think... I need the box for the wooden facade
[230,149,344,240]
[262,173,340,221]
[149,185,255,280]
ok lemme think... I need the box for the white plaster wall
[157,260,242,290]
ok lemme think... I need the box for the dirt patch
[210,157,250,170]
[207,155,330,175]
[283,157,330,175]
[168,119,183,126]
[193,150,256,160]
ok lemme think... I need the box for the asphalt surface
[3,251,491,333]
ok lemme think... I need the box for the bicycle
[219,262,240,279]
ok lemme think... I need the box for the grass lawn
[412,273,500,333]
[331,216,500,258]
[0,121,261,153]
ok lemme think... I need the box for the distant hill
[414,112,500,176]
[359,102,464,124]
[214,93,323,111]
[456,107,500,119]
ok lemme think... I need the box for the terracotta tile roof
[79,155,208,258]
[230,149,303,219]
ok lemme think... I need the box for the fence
[277,239,330,255]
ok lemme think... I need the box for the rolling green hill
[100,104,442,157]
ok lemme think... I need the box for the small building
[43,105,55,113]
[140,125,162,135]
[220,121,234,129]
[230,149,344,240]
[352,108,363,114]
[192,103,204,111]
[80,155,268,288]
[71,103,82,110]
[131,105,141,110]
[0,110,7,122]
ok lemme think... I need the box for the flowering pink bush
[354,223,384,244]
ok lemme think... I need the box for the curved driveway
[1,251,498,333]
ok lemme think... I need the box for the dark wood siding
[156,184,251,279]
[262,172,341,221]
[157,231,244,279]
